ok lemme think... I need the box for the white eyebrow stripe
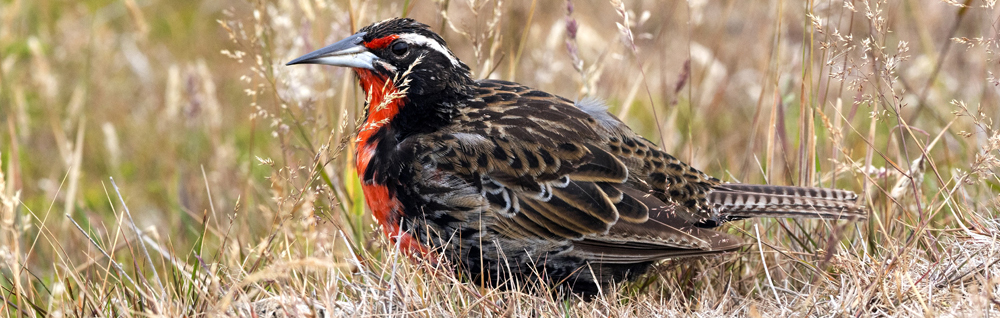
[396,33,460,67]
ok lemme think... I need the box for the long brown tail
[707,184,867,221]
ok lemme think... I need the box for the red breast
[353,69,430,257]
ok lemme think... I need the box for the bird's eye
[391,41,408,56]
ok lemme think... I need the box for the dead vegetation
[2,0,1000,316]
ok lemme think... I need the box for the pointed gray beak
[286,32,377,69]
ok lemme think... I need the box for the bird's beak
[285,32,377,70]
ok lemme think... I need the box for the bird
[286,18,867,296]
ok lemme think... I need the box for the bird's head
[287,18,473,98]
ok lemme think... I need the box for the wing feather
[569,186,747,263]
[568,145,629,183]
[548,180,619,224]
[517,199,585,239]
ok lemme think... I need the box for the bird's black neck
[387,71,475,140]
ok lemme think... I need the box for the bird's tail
[707,184,867,221]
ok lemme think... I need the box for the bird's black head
[287,18,473,97]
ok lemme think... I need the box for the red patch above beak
[364,34,399,50]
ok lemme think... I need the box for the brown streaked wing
[424,81,654,241]
[569,186,747,264]
[569,145,629,183]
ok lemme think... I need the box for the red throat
[353,68,429,257]
[354,69,402,146]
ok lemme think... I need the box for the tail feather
[708,184,867,221]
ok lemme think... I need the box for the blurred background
[2,0,999,315]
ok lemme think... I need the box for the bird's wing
[406,80,740,256]
[569,186,746,263]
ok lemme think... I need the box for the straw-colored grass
[3,0,999,316]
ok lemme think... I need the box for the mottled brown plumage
[287,18,867,296]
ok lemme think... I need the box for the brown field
[3,0,1000,316]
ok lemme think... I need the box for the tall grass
[2,0,999,316]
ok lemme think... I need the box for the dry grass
[3,0,1000,316]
